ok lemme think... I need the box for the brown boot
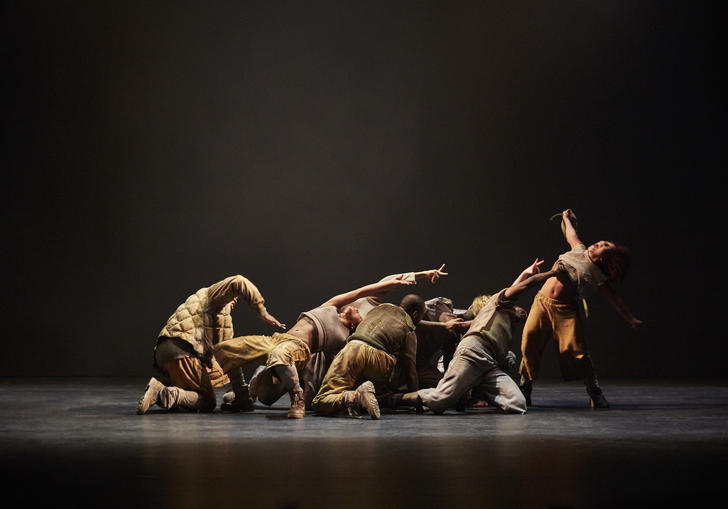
[352,381,380,419]
[287,389,306,419]
[136,377,164,415]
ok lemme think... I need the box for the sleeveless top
[299,305,350,356]
[462,288,513,366]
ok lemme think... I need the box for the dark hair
[596,243,630,283]
[399,294,425,318]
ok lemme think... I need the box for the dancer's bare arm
[322,264,447,308]
[504,260,561,301]
[321,276,414,308]
[510,258,545,287]
[561,210,582,249]
[598,284,644,329]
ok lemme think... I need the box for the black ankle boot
[586,380,609,409]
[519,379,533,407]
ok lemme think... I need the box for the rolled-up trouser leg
[266,334,311,391]
[159,357,216,412]
[470,367,527,414]
[158,386,211,412]
[312,342,394,416]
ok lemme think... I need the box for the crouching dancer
[136,275,285,414]
[388,259,561,415]
[312,295,427,419]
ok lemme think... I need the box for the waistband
[272,332,312,354]
[535,292,578,310]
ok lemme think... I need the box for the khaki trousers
[213,332,311,374]
[312,341,396,416]
[519,293,596,382]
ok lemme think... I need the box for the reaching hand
[630,318,644,329]
[427,263,448,284]
[523,258,544,278]
[444,317,465,334]
[262,312,286,330]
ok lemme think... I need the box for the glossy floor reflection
[1,378,726,508]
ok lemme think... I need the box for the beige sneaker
[136,377,164,415]
[287,389,306,419]
[355,381,380,420]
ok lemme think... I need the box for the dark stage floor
[1,378,726,508]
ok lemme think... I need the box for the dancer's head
[468,295,491,316]
[339,305,363,332]
[400,294,426,325]
[588,241,630,283]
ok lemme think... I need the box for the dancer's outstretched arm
[322,264,448,309]
[504,260,561,301]
[598,284,643,329]
[321,275,414,309]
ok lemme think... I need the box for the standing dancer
[519,210,643,408]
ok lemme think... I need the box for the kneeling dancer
[136,275,285,414]
[312,295,427,419]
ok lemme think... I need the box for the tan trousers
[158,357,229,412]
[213,332,311,374]
[519,293,596,382]
[312,341,396,416]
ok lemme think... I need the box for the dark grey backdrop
[3,1,721,378]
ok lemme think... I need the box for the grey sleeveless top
[299,305,350,355]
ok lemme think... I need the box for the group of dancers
[136,210,642,419]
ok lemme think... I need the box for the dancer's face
[341,307,362,332]
[588,240,615,261]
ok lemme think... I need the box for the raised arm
[561,209,582,249]
[321,276,415,309]
[511,259,545,287]
[597,284,643,329]
[504,260,561,301]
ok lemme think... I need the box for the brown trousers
[312,341,396,416]
[519,293,596,383]
[158,357,229,412]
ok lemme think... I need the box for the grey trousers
[418,336,527,414]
